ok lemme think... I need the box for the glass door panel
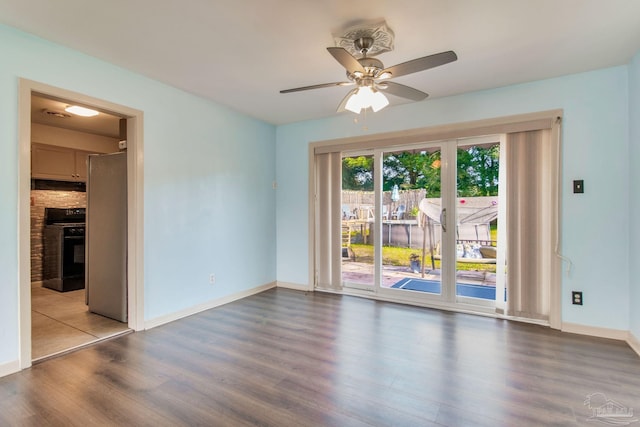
[454,140,500,305]
[341,154,375,289]
[380,147,443,297]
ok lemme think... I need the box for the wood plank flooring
[31,287,130,360]
[3,288,639,426]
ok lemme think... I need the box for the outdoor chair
[392,204,406,219]
[342,205,356,220]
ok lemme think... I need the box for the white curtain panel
[314,152,343,291]
[504,126,561,323]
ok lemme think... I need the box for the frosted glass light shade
[345,89,363,114]
[65,105,99,117]
[370,90,389,112]
[344,86,389,114]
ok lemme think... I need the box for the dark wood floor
[1,288,639,426]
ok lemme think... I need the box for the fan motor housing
[358,57,383,71]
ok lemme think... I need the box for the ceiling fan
[280,36,457,114]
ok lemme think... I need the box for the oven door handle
[63,236,85,240]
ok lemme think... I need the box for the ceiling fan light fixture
[65,105,99,117]
[280,22,456,116]
[344,85,389,114]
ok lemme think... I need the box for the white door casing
[18,79,145,369]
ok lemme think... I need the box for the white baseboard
[628,332,640,358]
[562,322,628,341]
[276,281,312,291]
[0,360,20,378]
[144,281,276,330]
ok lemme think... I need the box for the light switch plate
[573,180,584,194]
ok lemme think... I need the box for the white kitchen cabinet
[31,143,96,182]
[74,150,92,181]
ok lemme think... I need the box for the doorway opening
[18,80,145,368]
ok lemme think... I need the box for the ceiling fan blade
[336,88,358,112]
[380,82,428,101]
[280,81,353,94]
[380,50,457,79]
[327,47,366,75]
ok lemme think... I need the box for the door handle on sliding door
[440,208,447,232]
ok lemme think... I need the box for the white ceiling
[3,0,640,125]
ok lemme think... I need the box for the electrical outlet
[572,291,583,305]
[209,274,216,285]
[573,180,584,194]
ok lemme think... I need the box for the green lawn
[349,243,497,272]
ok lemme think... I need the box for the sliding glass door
[316,112,561,325]
[340,142,454,303]
[339,137,503,310]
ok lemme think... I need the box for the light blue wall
[0,25,276,366]
[629,51,640,340]
[276,66,630,330]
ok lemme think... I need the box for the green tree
[342,156,373,190]
[383,151,441,196]
[342,144,498,197]
[456,145,499,196]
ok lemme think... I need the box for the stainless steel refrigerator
[86,152,128,322]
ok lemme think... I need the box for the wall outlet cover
[572,291,583,305]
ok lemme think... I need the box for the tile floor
[31,286,130,361]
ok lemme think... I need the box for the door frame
[308,110,562,326]
[18,79,145,369]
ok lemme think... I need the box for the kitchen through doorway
[30,92,129,361]
[18,80,145,368]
